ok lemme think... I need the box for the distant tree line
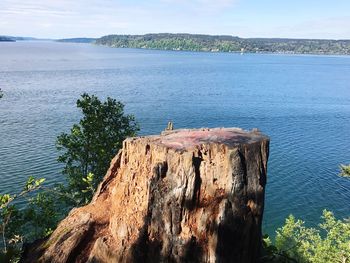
[94,33,350,55]
[0,36,37,42]
[0,36,15,42]
[56,38,97,43]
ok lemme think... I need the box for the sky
[0,0,350,39]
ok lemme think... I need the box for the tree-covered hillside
[56,38,97,43]
[95,33,350,55]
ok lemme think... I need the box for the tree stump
[22,128,270,263]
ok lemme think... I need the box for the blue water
[0,41,350,235]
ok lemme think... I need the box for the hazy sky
[1,0,350,39]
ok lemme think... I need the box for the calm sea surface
[0,41,349,235]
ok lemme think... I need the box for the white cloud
[0,0,145,37]
[160,0,238,12]
[248,16,350,39]
[0,0,349,39]
[291,16,350,39]
[0,0,241,37]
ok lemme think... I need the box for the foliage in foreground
[262,210,350,263]
[340,164,350,178]
[0,177,61,262]
[56,93,139,204]
[0,177,79,262]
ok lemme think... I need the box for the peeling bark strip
[22,128,269,263]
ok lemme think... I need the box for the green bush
[56,93,139,204]
[262,210,350,263]
[340,164,350,178]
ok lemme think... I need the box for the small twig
[41,186,79,205]
[1,222,6,253]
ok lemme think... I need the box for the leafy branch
[0,176,45,253]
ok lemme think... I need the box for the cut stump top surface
[129,128,269,150]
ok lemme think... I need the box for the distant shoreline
[94,33,350,56]
[3,33,350,56]
[91,44,350,57]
